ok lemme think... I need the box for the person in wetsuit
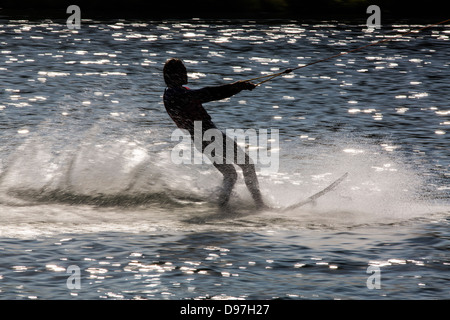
[163,58,266,210]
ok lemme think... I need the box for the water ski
[185,172,349,223]
[277,172,348,212]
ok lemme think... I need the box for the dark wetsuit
[163,83,264,208]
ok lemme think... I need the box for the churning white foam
[0,128,447,238]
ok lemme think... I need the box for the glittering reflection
[12,265,29,272]
[0,20,448,301]
[45,264,66,272]
[343,148,364,154]
[435,110,450,116]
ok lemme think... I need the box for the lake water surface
[0,19,448,300]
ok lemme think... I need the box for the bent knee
[215,164,238,181]
[225,169,238,183]
[238,163,256,173]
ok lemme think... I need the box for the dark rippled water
[0,19,448,300]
